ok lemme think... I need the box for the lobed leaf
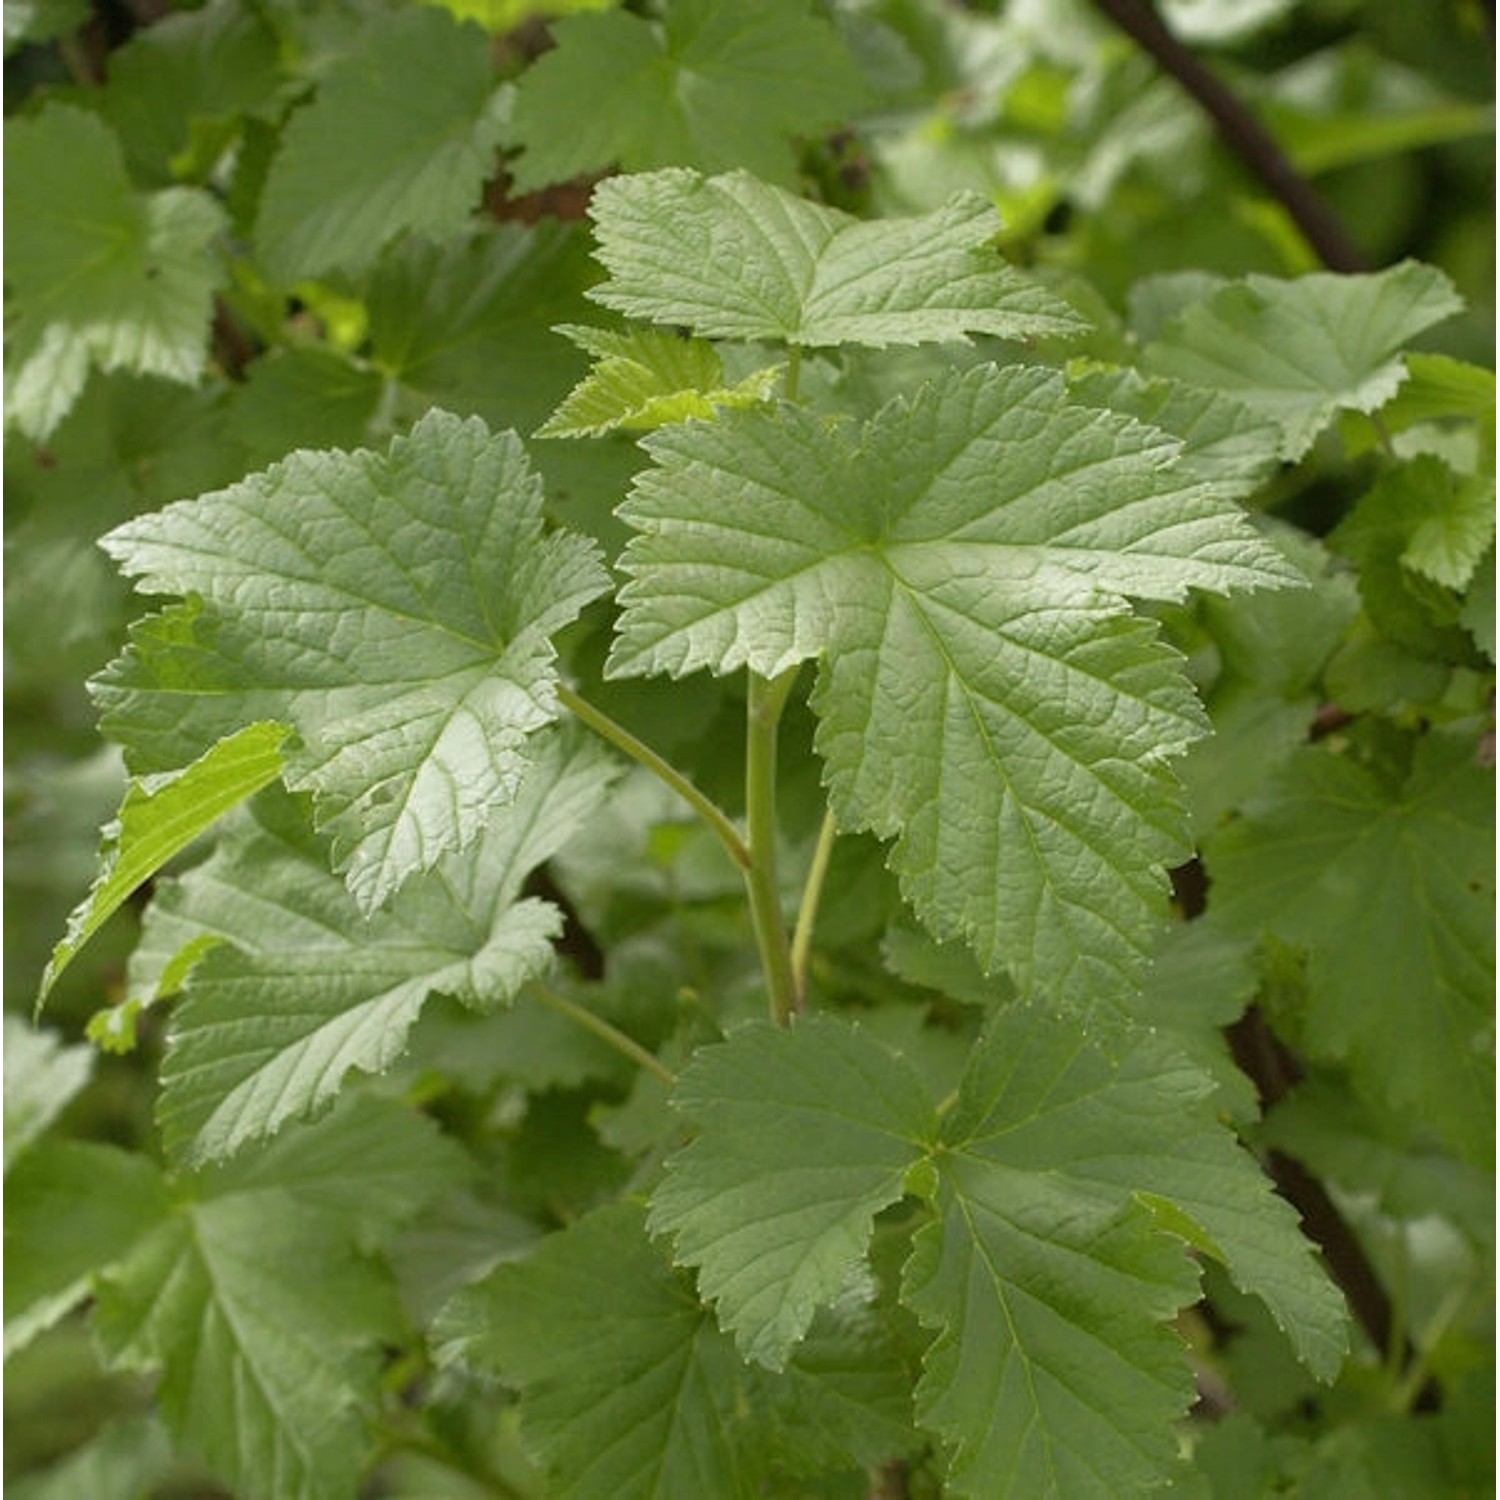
[91,1098,465,1500]
[437,1199,915,1496]
[906,1007,1345,1496]
[1142,261,1464,459]
[139,730,617,1163]
[4,1140,168,1360]
[611,364,1298,1003]
[1206,731,1496,1165]
[587,168,1088,347]
[438,1201,762,1498]
[509,0,868,192]
[96,410,610,913]
[4,106,225,439]
[649,1015,934,1368]
[255,7,508,282]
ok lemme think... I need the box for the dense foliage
[5,1,1494,1497]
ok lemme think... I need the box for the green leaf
[438,1200,762,1498]
[1376,352,1496,432]
[1461,545,1495,659]
[39,722,288,1007]
[539,325,780,437]
[4,0,89,52]
[224,346,386,468]
[586,168,1087,347]
[3,1016,94,1172]
[4,106,226,439]
[649,1015,934,1368]
[904,1008,1345,1498]
[255,7,508,283]
[1207,732,1495,1164]
[611,364,1297,1003]
[1142,262,1464,459]
[92,1097,463,1500]
[96,410,610,913]
[4,1415,176,1500]
[98,0,285,185]
[4,1140,169,1359]
[1261,1078,1494,1246]
[508,0,868,192]
[137,729,616,1163]
[440,1198,915,1493]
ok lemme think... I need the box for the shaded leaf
[509,0,868,192]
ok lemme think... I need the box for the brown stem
[1224,1008,1440,1411]
[1087,0,1370,272]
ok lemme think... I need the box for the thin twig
[529,982,678,1086]
[559,684,752,870]
[1087,0,1370,272]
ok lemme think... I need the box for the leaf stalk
[744,667,802,1024]
[558,684,751,870]
[529,981,677,1086]
[790,805,838,1008]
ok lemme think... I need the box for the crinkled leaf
[1206,732,1495,1165]
[539,325,779,437]
[612,364,1296,1002]
[1067,369,1283,494]
[92,1097,463,1500]
[255,6,508,282]
[587,168,1088,347]
[3,1016,94,1172]
[904,1007,1345,1498]
[509,0,868,192]
[4,1140,168,1359]
[95,410,610,913]
[4,106,225,439]
[649,1015,933,1368]
[1142,261,1464,459]
[136,730,616,1163]
[39,723,288,1007]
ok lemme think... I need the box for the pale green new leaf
[96,411,610,913]
[587,168,1087,347]
[1142,261,1464,459]
[137,730,616,1163]
[905,1008,1345,1498]
[4,106,226,439]
[437,1201,761,1498]
[508,0,868,192]
[92,1097,464,1500]
[255,6,508,282]
[1206,732,1496,1165]
[611,365,1297,1003]
[39,723,288,1007]
[3,1016,93,1172]
[538,325,780,437]
[648,1015,934,1369]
